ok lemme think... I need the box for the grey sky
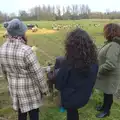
[0,0,120,14]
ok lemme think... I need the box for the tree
[56,5,62,20]
[19,10,29,20]
[0,11,8,22]
[62,6,71,20]
[19,10,28,17]
[62,6,66,15]
[1,4,120,21]
[9,13,16,18]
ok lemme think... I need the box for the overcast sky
[0,0,120,14]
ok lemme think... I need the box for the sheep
[32,26,38,32]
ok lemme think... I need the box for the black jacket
[55,59,98,109]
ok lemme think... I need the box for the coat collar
[7,36,26,44]
[99,37,120,53]
[105,37,120,45]
[112,37,120,45]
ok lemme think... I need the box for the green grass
[0,19,120,120]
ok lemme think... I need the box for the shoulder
[21,44,31,51]
[0,41,11,54]
[21,45,33,56]
[106,42,120,53]
[107,42,120,48]
[56,56,65,61]
[102,42,120,53]
[55,56,66,65]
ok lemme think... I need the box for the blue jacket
[55,61,98,109]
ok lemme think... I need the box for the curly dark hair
[104,23,120,41]
[65,28,97,71]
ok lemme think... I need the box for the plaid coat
[0,37,49,113]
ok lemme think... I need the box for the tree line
[0,4,120,22]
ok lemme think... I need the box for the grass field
[0,19,120,120]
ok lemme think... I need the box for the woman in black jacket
[55,28,98,120]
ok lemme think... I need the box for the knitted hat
[3,19,27,36]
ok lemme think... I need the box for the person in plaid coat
[0,19,49,120]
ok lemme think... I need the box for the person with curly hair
[55,28,98,120]
[95,23,120,118]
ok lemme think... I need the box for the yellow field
[0,28,57,38]
[26,28,57,35]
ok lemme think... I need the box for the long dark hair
[65,28,97,71]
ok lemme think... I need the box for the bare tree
[0,4,120,21]
[56,5,61,19]
[62,6,66,15]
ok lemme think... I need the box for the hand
[43,91,50,97]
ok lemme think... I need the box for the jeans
[18,108,39,120]
[67,109,79,120]
[103,93,113,113]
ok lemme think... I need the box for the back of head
[65,28,97,71]
[104,23,120,41]
[3,19,27,37]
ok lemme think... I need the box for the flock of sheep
[52,23,101,30]
[25,23,101,32]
